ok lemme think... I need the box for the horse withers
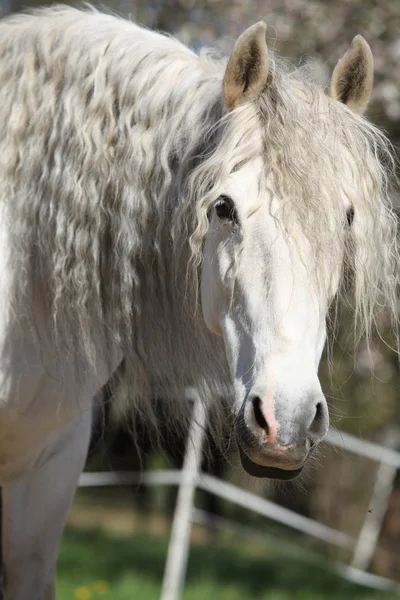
[0,6,397,599]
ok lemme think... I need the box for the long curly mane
[0,6,397,421]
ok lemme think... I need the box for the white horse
[0,5,398,598]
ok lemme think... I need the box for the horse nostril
[252,396,268,433]
[309,401,326,439]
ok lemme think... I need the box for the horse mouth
[238,444,304,480]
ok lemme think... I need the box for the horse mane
[0,6,398,429]
[0,5,234,421]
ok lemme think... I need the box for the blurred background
[2,1,400,599]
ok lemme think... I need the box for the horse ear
[223,22,269,111]
[329,35,373,115]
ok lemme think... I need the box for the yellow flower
[93,580,110,595]
[74,586,92,600]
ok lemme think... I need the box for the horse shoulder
[0,205,122,481]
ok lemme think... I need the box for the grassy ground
[58,528,399,600]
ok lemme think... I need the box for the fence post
[160,388,207,600]
[351,427,400,571]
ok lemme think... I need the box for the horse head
[199,24,389,479]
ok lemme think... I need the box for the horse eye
[346,207,355,227]
[215,195,238,224]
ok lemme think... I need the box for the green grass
[58,528,399,600]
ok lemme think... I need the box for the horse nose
[249,393,329,447]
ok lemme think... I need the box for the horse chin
[238,445,304,480]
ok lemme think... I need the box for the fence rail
[79,469,355,549]
[326,428,400,467]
